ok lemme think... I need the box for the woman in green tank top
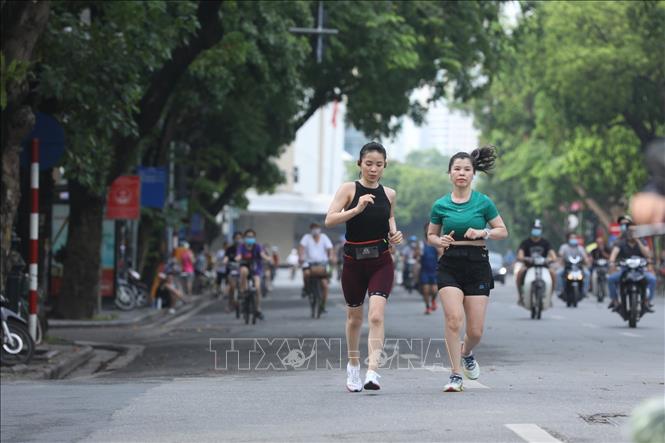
[426,146,508,392]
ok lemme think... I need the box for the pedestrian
[426,145,508,392]
[419,221,442,315]
[325,141,403,392]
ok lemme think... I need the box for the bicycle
[239,263,259,325]
[305,262,329,319]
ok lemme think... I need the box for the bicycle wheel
[310,281,319,319]
[243,292,250,324]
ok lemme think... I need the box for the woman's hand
[356,194,375,212]
[440,231,455,249]
[388,230,403,245]
[464,228,486,240]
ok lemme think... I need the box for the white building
[349,87,480,162]
[233,101,349,261]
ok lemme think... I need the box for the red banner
[106,175,140,219]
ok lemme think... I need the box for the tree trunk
[57,180,104,319]
[572,185,614,230]
[0,1,50,292]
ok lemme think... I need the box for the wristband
[483,228,491,239]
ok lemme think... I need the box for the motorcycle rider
[588,234,611,294]
[556,232,591,298]
[607,215,656,312]
[515,220,557,306]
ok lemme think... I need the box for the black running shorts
[437,246,494,296]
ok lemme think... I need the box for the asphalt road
[2,270,663,442]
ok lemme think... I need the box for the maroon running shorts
[341,251,394,307]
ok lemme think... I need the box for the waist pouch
[441,246,488,262]
[344,240,389,260]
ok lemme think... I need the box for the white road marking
[620,332,643,338]
[505,424,562,443]
[582,322,599,329]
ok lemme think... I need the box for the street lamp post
[290,2,339,194]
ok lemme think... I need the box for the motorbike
[115,268,150,311]
[562,255,585,308]
[520,254,553,319]
[1,295,34,366]
[616,256,649,328]
[593,258,609,302]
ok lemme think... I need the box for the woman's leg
[346,306,363,366]
[422,283,431,310]
[461,296,489,356]
[440,287,465,374]
[367,296,387,371]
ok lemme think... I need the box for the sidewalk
[1,293,216,381]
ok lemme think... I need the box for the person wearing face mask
[235,229,270,320]
[607,215,656,312]
[298,222,334,312]
[515,219,557,306]
[556,232,591,298]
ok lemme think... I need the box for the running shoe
[363,369,381,390]
[461,352,480,380]
[346,363,363,392]
[424,307,431,315]
[431,299,437,311]
[443,373,464,392]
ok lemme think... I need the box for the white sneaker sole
[346,385,363,392]
[443,384,464,392]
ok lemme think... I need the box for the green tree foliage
[469,1,661,245]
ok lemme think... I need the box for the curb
[73,341,145,373]
[0,345,94,381]
[48,295,216,329]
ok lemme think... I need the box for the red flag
[331,100,339,127]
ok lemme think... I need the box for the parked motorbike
[1,295,34,366]
[127,268,149,307]
[563,255,585,308]
[521,254,553,319]
[616,256,649,328]
[593,258,609,302]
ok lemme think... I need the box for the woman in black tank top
[325,142,403,392]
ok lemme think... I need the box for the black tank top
[345,181,391,242]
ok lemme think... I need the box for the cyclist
[299,222,334,314]
[223,232,243,312]
[235,229,271,320]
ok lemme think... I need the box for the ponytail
[448,145,497,174]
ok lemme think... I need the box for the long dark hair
[447,145,497,174]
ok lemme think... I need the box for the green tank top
[430,191,499,241]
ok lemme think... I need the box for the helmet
[532,219,542,229]
[618,214,634,225]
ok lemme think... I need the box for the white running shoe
[461,352,480,380]
[346,363,363,392]
[443,373,464,392]
[363,369,381,390]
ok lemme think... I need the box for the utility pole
[290,2,339,193]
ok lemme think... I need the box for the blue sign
[138,167,166,209]
[20,112,66,170]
